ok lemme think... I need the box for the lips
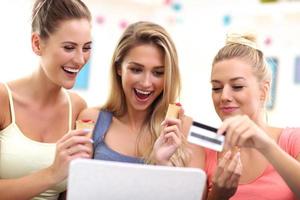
[134,88,152,101]
[220,106,238,114]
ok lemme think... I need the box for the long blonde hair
[102,21,189,166]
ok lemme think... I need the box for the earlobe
[31,33,42,56]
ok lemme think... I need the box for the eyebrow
[211,77,246,83]
[128,62,164,69]
[62,41,92,46]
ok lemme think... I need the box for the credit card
[187,121,224,152]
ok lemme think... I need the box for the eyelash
[153,71,164,77]
[212,86,245,92]
[130,68,142,73]
[232,86,244,91]
[129,67,164,77]
[63,46,92,52]
[64,46,75,51]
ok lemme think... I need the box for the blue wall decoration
[74,61,91,90]
[266,57,278,110]
[295,56,300,84]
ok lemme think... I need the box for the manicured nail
[175,102,181,106]
[83,128,92,133]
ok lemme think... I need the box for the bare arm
[219,115,300,198]
[0,129,93,199]
[0,168,58,200]
[262,140,300,198]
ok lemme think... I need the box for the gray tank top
[93,111,144,164]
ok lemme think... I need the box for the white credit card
[187,121,224,152]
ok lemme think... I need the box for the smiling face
[37,18,92,89]
[118,44,165,113]
[211,58,265,121]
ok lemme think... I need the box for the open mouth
[62,66,79,75]
[134,88,152,100]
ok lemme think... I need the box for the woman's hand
[48,129,93,183]
[152,109,185,166]
[218,115,273,152]
[209,150,242,200]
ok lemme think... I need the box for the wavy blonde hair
[102,21,190,166]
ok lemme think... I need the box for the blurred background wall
[1,0,300,127]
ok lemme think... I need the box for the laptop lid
[67,159,206,200]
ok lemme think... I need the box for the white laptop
[67,159,206,200]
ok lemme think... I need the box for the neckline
[1,123,57,146]
[2,83,72,144]
[101,141,143,162]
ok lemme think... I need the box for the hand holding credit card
[187,121,224,152]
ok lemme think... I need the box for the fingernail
[83,128,92,133]
[161,120,166,126]
[89,139,94,144]
[224,150,232,159]
[175,102,181,106]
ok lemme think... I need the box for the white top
[0,83,71,200]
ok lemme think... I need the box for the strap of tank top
[3,83,16,123]
[92,111,113,148]
[63,90,72,131]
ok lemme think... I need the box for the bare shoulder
[0,83,8,102]
[0,83,10,129]
[78,107,100,122]
[68,91,87,112]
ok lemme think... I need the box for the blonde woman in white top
[0,0,93,199]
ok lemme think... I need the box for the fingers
[218,115,256,149]
[58,129,93,148]
[226,157,242,187]
[66,143,92,156]
[214,150,232,180]
[236,129,253,147]
[225,117,244,149]
[230,121,249,147]
[163,124,180,137]
[217,116,237,135]
[58,129,92,144]
[161,118,182,131]
[164,131,181,146]
[56,129,94,160]
[213,150,242,188]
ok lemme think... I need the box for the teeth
[64,67,79,73]
[135,89,151,95]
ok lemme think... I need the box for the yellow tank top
[0,83,72,200]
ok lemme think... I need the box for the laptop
[67,159,206,200]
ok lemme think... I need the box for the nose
[141,73,152,88]
[220,85,233,102]
[74,50,86,66]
